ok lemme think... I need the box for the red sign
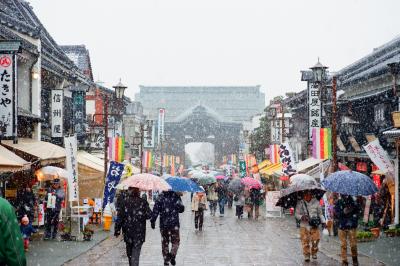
[356,162,367,172]
[0,55,12,67]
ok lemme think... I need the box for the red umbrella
[241,177,262,189]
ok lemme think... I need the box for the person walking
[334,194,361,266]
[234,191,245,219]
[191,189,208,231]
[295,191,326,262]
[216,180,227,217]
[44,179,65,240]
[0,197,26,266]
[114,187,152,266]
[151,191,185,266]
[249,188,262,219]
[20,215,37,251]
[207,183,218,216]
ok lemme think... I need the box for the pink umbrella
[241,177,262,189]
[215,175,226,180]
[120,173,171,191]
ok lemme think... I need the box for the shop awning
[297,158,326,173]
[2,138,66,165]
[383,128,400,138]
[258,160,271,170]
[77,151,104,173]
[259,163,282,175]
[0,145,30,173]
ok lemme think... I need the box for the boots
[352,256,359,266]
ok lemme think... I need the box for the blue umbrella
[322,170,378,196]
[165,176,204,192]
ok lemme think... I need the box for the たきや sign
[0,54,14,137]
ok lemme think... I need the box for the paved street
[64,195,383,266]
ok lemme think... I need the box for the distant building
[135,86,265,124]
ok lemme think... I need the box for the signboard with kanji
[308,82,321,140]
[144,120,155,148]
[0,54,14,137]
[65,135,79,201]
[239,160,246,178]
[72,91,85,137]
[157,108,165,145]
[51,89,63,137]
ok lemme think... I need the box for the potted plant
[384,228,397,237]
[61,226,72,241]
[356,231,374,242]
[83,227,94,241]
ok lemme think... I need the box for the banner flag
[312,128,332,159]
[64,135,79,201]
[270,144,280,164]
[102,161,124,209]
[279,142,297,177]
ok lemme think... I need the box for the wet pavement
[64,194,384,266]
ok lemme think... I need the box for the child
[234,191,245,219]
[20,215,37,251]
[191,189,208,231]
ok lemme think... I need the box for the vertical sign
[102,161,124,209]
[157,108,165,145]
[239,161,246,178]
[72,91,85,138]
[364,139,395,181]
[64,135,79,201]
[0,54,14,137]
[51,89,63,137]
[279,142,297,177]
[144,120,155,148]
[308,82,321,140]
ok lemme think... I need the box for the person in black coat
[114,187,152,266]
[151,191,185,266]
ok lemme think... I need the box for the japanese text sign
[364,139,395,182]
[158,108,165,145]
[144,121,155,148]
[308,82,321,139]
[51,89,63,137]
[0,54,14,137]
[64,135,79,201]
[279,142,297,177]
[102,161,124,209]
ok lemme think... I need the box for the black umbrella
[275,183,325,209]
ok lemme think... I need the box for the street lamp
[310,58,328,83]
[113,79,127,100]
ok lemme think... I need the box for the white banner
[364,139,395,181]
[144,121,155,148]
[0,54,14,137]
[51,89,63,137]
[65,135,79,201]
[308,82,321,140]
[279,142,297,176]
[157,108,165,144]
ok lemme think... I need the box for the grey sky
[29,0,400,104]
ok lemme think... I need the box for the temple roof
[60,45,94,81]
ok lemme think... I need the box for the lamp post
[310,59,338,171]
[96,80,127,178]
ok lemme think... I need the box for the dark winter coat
[216,182,228,200]
[250,189,262,206]
[20,224,37,239]
[114,193,152,246]
[0,197,26,266]
[151,191,184,230]
[334,196,361,230]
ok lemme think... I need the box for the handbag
[303,201,321,228]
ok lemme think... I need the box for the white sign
[94,198,102,213]
[364,139,395,181]
[279,142,297,176]
[265,191,282,217]
[144,121,155,148]
[157,108,165,144]
[65,135,79,201]
[309,82,321,140]
[51,89,63,137]
[0,54,14,137]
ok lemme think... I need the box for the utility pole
[281,103,285,143]
[159,137,163,175]
[140,123,144,173]
[103,95,109,179]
